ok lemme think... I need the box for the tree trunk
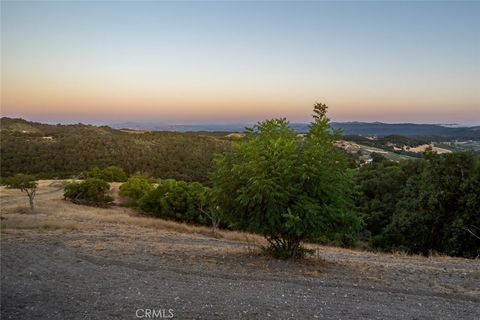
[265,235,302,259]
[28,194,35,212]
[26,188,36,212]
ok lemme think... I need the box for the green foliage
[357,152,480,258]
[354,157,422,235]
[4,173,37,190]
[86,166,127,182]
[138,179,209,225]
[119,174,153,205]
[64,178,113,204]
[0,119,229,183]
[211,103,361,258]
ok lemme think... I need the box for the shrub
[119,174,153,205]
[138,179,209,225]
[86,166,127,182]
[64,178,113,204]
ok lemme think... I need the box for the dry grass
[1,215,79,232]
[407,144,451,154]
[42,199,265,245]
[1,181,265,246]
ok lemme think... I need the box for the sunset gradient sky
[1,1,479,124]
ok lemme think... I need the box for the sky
[1,1,479,125]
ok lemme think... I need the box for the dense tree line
[356,151,480,258]
[1,118,230,183]
[86,166,128,182]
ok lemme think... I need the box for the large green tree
[211,103,361,258]
[119,174,153,205]
[384,152,480,257]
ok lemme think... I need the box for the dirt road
[1,181,479,319]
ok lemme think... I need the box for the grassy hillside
[0,118,230,182]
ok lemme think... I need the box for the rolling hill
[0,117,230,182]
[111,121,480,140]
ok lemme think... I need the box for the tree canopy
[211,103,361,258]
[0,119,229,183]
[356,152,480,258]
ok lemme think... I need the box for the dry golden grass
[1,180,265,246]
[407,144,451,154]
[41,199,265,245]
[1,215,79,232]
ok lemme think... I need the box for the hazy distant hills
[1,117,478,140]
[110,122,251,133]
[111,121,480,140]
[328,122,480,139]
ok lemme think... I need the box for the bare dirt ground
[1,181,479,319]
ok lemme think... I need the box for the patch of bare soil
[1,181,479,319]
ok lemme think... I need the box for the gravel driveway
[1,237,479,320]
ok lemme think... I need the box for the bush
[119,174,153,205]
[64,178,113,204]
[138,179,209,225]
[86,166,127,182]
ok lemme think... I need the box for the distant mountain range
[1,117,478,140]
[111,121,480,140]
[328,122,480,139]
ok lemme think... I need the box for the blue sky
[1,1,479,124]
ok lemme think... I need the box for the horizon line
[1,115,479,128]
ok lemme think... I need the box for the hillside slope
[0,118,230,182]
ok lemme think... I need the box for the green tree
[355,157,413,235]
[4,174,38,211]
[384,152,480,257]
[101,166,127,182]
[86,166,103,180]
[138,179,209,225]
[211,103,361,258]
[64,178,113,204]
[119,174,153,205]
